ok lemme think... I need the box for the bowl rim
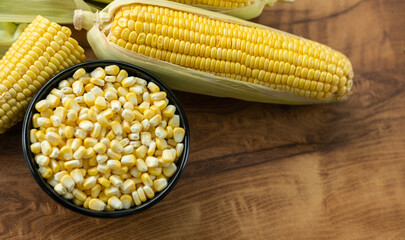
[22,60,190,218]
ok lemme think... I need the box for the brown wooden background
[1,0,405,239]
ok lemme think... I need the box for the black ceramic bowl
[22,60,190,218]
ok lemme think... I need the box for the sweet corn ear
[169,0,294,19]
[75,0,353,104]
[0,16,85,133]
[89,0,293,20]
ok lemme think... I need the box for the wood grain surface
[1,0,405,239]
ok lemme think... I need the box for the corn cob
[74,0,353,104]
[87,0,293,20]
[0,15,85,133]
[169,0,293,19]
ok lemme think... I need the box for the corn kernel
[143,185,155,199]
[35,155,50,167]
[141,173,153,186]
[136,158,148,172]
[109,175,123,187]
[70,169,84,184]
[121,195,133,209]
[110,139,124,153]
[39,166,53,179]
[64,126,74,138]
[91,67,106,79]
[41,140,52,155]
[98,177,111,188]
[95,96,107,110]
[108,196,123,210]
[73,188,87,202]
[91,184,102,198]
[64,98,81,112]
[87,167,99,176]
[162,105,176,118]
[35,99,50,112]
[131,190,142,206]
[168,115,180,128]
[111,100,121,113]
[137,187,147,202]
[163,163,177,178]
[64,160,81,170]
[98,191,109,203]
[91,123,102,138]
[89,198,106,211]
[31,142,42,154]
[72,81,84,96]
[83,196,92,209]
[121,76,136,88]
[96,154,108,164]
[107,159,122,170]
[73,68,86,79]
[54,183,67,195]
[111,121,123,136]
[82,176,97,190]
[105,65,120,75]
[70,139,82,152]
[150,92,166,101]
[84,138,98,148]
[104,186,120,197]
[37,117,51,128]
[79,120,94,131]
[147,82,160,93]
[162,149,175,163]
[61,175,75,192]
[94,142,107,154]
[154,178,168,192]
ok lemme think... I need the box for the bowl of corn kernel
[22,60,189,217]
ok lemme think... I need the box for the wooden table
[1,0,404,239]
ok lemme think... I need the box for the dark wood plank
[1,0,405,239]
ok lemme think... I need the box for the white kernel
[111,100,121,113]
[128,133,139,141]
[79,120,94,131]
[54,183,67,195]
[141,119,150,130]
[96,154,108,164]
[35,155,50,167]
[145,156,159,168]
[50,115,61,127]
[108,196,123,210]
[155,127,167,138]
[49,147,60,158]
[141,132,152,146]
[121,76,136,87]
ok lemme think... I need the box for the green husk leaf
[0,22,27,57]
[74,0,346,104]
[0,0,96,23]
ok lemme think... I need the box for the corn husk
[74,0,350,104]
[0,0,93,23]
[0,22,27,57]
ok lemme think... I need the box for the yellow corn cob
[89,0,293,20]
[0,15,85,133]
[74,0,353,104]
[168,0,293,19]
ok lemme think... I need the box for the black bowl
[22,60,190,218]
